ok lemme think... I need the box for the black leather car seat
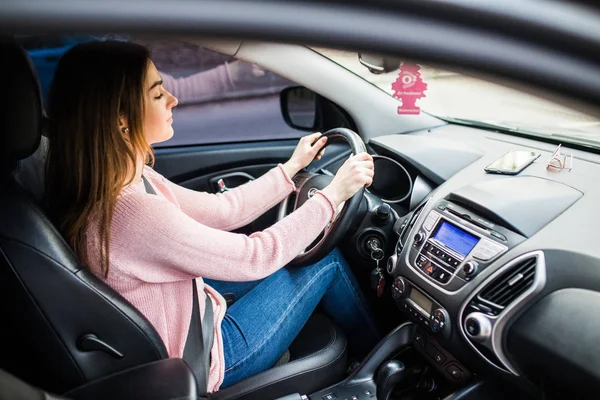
[0,40,347,399]
[0,41,170,394]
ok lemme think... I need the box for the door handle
[210,172,255,193]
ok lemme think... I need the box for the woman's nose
[168,92,178,109]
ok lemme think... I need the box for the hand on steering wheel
[277,128,373,266]
[281,132,329,178]
[321,152,374,207]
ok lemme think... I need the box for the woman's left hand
[282,132,328,177]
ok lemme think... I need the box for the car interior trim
[458,250,547,375]
[366,154,413,203]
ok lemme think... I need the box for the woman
[45,41,379,393]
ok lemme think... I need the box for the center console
[406,199,516,291]
[391,276,449,334]
[309,196,532,400]
[381,196,529,383]
[387,199,523,337]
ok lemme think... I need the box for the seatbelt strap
[183,280,214,394]
[141,174,156,196]
[141,175,214,394]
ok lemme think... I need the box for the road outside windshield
[317,49,600,149]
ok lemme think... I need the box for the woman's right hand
[321,152,374,207]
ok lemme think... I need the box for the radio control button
[463,261,478,277]
[423,212,440,231]
[414,232,425,245]
[473,240,505,261]
[424,219,435,231]
[472,252,490,261]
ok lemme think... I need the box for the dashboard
[364,123,600,398]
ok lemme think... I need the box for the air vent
[478,258,537,310]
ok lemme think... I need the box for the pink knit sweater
[85,164,336,392]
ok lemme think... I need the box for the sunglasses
[546,144,573,172]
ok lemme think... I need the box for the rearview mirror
[358,53,402,74]
[280,86,317,131]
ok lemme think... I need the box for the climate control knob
[392,277,407,300]
[414,232,425,245]
[464,312,492,343]
[430,307,449,333]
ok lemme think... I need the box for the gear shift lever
[375,360,417,400]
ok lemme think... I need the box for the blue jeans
[205,248,381,389]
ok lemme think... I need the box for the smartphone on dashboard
[484,151,541,175]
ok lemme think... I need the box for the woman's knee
[313,248,347,271]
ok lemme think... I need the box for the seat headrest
[0,41,43,165]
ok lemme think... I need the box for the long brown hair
[46,40,154,277]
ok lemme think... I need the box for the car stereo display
[432,221,479,257]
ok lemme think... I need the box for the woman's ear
[118,114,129,134]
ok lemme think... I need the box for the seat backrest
[0,41,168,395]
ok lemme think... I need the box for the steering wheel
[277,128,367,266]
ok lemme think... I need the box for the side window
[21,35,306,146]
[18,34,82,104]
[138,39,306,147]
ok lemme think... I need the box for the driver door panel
[153,141,350,234]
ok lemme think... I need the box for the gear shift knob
[375,360,411,400]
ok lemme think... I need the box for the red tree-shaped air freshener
[392,64,428,115]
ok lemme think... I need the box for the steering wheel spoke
[277,128,367,266]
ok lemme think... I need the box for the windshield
[316,49,600,149]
